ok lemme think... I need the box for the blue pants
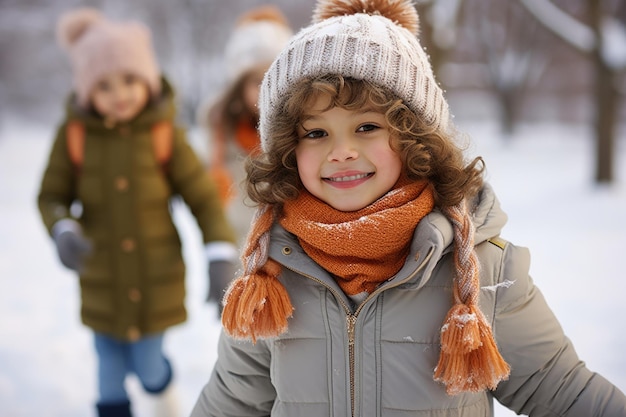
[94,332,172,406]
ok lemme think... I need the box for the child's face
[242,67,267,116]
[295,95,402,212]
[89,72,150,123]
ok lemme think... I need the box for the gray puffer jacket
[192,184,626,417]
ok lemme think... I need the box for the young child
[37,8,237,417]
[199,5,293,257]
[190,0,626,416]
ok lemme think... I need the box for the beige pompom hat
[223,5,294,86]
[56,8,161,107]
[258,0,451,153]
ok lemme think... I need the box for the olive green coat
[38,78,236,340]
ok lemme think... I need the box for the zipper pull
[347,314,356,346]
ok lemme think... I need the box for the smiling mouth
[325,173,372,182]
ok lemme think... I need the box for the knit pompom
[313,0,419,35]
[57,7,104,50]
[236,4,290,27]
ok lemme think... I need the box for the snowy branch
[517,0,596,53]
[601,17,626,71]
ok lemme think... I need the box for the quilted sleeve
[491,242,626,416]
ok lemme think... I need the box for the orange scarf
[234,118,261,154]
[280,179,435,296]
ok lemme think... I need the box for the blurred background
[1,0,625,182]
[1,1,626,416]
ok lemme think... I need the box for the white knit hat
[57,8,161,107]
[259,0,450,152]
[224,5,293,86]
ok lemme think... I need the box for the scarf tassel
[434,304,510,395]
[221,259,293,343]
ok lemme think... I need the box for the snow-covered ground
[1,119,624,417]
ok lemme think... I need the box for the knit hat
[258,0,451,153]
[224,5,293,86]
[222,0,509,396]
[57,8,161,107]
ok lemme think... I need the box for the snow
[1,118,625,417]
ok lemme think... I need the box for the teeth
[329,173,369,182]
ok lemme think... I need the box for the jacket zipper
[281,246,435,417]
[347,314,357,417]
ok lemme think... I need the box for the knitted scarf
[280,179,434,297]
[234,118,260,154]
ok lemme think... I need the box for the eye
[301,129,326,140]
[357,123,379,133]
[123,73,138,86]
[96,80,111,92]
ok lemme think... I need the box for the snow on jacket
[191,184,626,416]
[38,77,236,341]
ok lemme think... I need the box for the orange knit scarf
[234,118,261,154]
[280,179,434,296]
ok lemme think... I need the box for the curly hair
[246,74,484,208]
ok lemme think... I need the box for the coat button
[128,288,142,303]
[121,238,136,252]
[115,176,129,191]
[127,326,141,342]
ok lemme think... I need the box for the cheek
[295,147,318,183]
[243,84,260,113]
[90,94,109,115]
[373,146,403,178]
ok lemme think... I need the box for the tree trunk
[590,0,616,184]
[593,58,616,183]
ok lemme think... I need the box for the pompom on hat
[57,7,161,107]
[223,0,510,397]
[223,5,293,86]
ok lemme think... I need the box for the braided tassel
[434,201,510,395]
[221,205,294,343]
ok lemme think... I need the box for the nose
[327,137,358,162]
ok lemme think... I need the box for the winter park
[1,1,626,417]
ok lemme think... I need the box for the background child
[191,0,626,416]
[199,4,293,249]
[37,8,237,417]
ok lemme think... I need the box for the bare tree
[518,0,626,183]
[473,0,548,136]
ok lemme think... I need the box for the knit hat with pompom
[258,0,450,153]
[222,0,510,397]
[224,5,293,86]
[57,8,161,107]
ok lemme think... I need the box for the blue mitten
[52,219,92,272]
